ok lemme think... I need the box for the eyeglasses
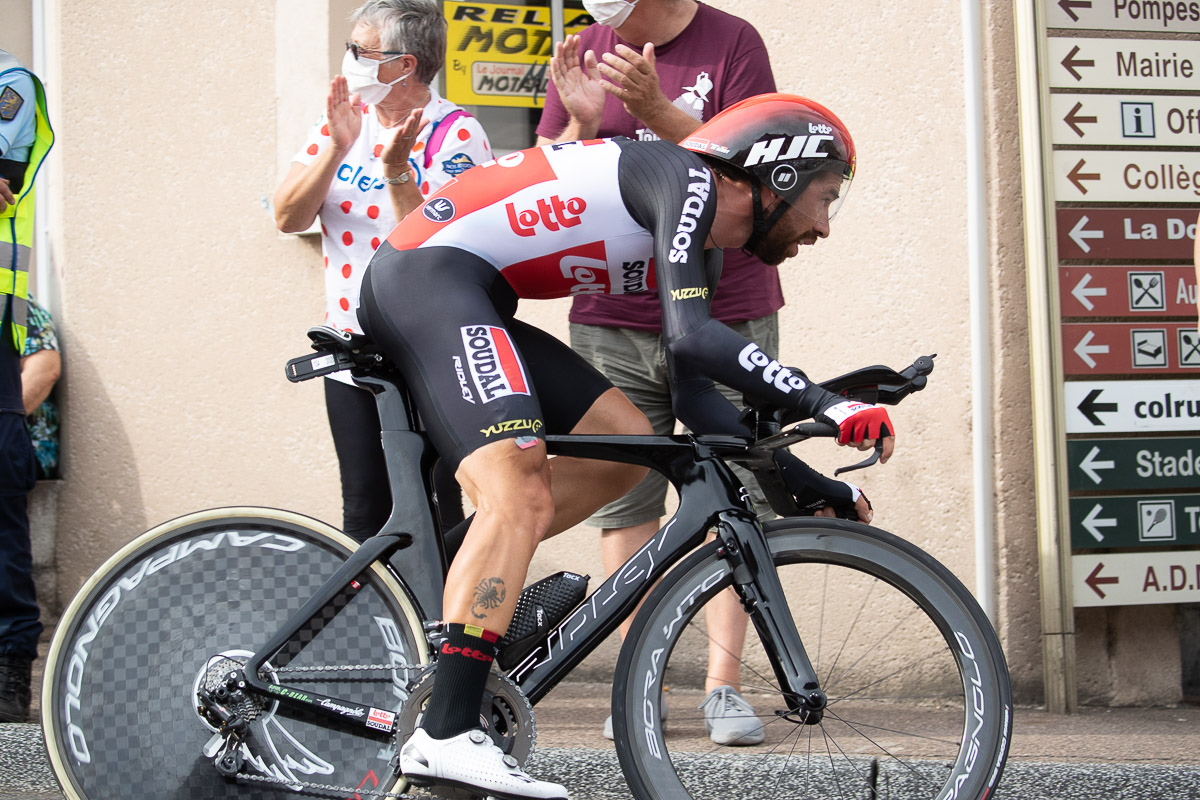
[345,41,407,61]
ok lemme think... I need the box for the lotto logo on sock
[366,707,396,732]
[460,325,530,403]
[441,642,494,662]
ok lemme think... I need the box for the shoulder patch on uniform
[441,153,476,176]
[0,85,25,121]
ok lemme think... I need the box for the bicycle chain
[233,769,422,798]
[272,662,419,674]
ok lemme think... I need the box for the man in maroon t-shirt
[536,0,777,746]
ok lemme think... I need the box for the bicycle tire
[612,518,1012,800]
[41,507,429,800]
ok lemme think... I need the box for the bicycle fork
[716,513,827,723]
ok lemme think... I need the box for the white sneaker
[700,686,764,746]
[399,727,568,800]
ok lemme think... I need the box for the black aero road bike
[41,328,1012,800]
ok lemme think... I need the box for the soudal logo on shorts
[738,343,807,394]
[460,325,531,403]
[506,195,586,237]
[423,197,456,223]
[744,135,834,166]
[366,707,396,732]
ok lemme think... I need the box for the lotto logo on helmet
[738,343,807,393]
[744,135,834,167]
[460,325,531,403]
[423,197,456,223]
[809,122,834,134]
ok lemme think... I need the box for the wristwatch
[383,169,412,185]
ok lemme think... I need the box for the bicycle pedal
[496,571,588,671]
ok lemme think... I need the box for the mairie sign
[1048,37,1200,91]
[1068,436,1200,491]
[1073,551,1200,607]
[1069,492,1200,548]
[1064,379,1200,432]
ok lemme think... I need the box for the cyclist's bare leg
[448,439,556,632]
[543,387,652,537]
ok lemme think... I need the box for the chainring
[395,667,536,773]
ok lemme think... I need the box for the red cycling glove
[820,400,894,445]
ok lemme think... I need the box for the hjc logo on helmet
[744,135,834,167]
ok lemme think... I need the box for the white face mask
[582,0,639,27]
[341,49,410,105]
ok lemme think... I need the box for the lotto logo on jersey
[506,195,587,237]
[744,135,834,167]
[461,325,531,403]
[738,343,807,394]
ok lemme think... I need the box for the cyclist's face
[751,172,842,266]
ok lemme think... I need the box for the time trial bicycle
[41,327,1011,800]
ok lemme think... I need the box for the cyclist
[358,93,892,799]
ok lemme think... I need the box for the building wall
[19,0,1181,706]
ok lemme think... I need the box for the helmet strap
[742,182,790,254]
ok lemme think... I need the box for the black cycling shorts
[359,245,613,469]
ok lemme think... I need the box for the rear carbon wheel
[41,508,428,799]
[613,519,1012,800]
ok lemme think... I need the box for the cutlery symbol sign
[1133,276,1160,305]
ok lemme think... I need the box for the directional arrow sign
[1048,39,1200,90]
[1067,271,1106,309]
[1073,551,1200,607]
[1078,445,1115,484]
[1056,211,1199,260]
[1049,94,1200,146]
[1053,150,1200,202]
[1081,503,1118,541]
[1068,437,1200,491]
[1065,379,1200,432]
[1047,0,1200,32]
[1062,322,1199,374]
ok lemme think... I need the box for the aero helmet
[681,93,855,248]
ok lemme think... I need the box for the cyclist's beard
[750,215,821,266]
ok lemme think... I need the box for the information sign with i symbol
[1120,102,1155,139]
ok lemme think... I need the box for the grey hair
[350,0,446,86]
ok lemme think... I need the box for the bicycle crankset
[395,666,537,794]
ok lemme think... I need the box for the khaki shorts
[569,315,779,528]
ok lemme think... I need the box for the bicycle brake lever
[834,440,884,476]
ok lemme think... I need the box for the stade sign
[1033,2,1200,607]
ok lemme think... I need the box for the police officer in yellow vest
[0,48,53,723]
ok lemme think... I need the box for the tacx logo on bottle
[744,135,834,166]
[460,325,531,402]
[506,195,587,237]
[423,197,456,223]
[738,343,807,393]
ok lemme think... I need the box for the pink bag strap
[423,109,471,169]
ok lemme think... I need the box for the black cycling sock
[421,623,499,739]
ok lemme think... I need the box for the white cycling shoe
[399,727,569,800]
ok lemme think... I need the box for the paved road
[9,684,1200,800]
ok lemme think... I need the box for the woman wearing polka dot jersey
[275,0,493,542]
